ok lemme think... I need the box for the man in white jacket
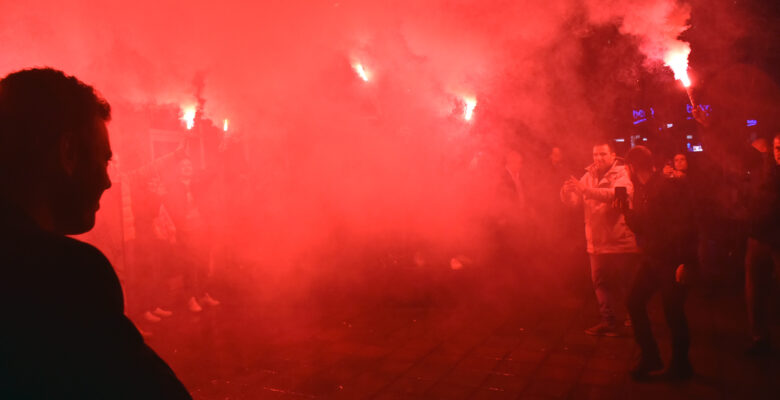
[561,141,640,336]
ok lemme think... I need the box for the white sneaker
[144,311,161,322]
[201,293,220,307]
[153,307,173,317]
[188,297,203,312]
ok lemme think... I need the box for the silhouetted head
[0,68,112,234]
[592,141,615,173]
[625,145,654,184]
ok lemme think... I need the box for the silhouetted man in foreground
[0,68,191,399]
[620,146,697,380]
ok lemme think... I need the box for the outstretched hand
[564,176,583,195]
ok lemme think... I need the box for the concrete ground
[133,255,780,400]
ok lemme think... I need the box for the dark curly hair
[0,68,110,193]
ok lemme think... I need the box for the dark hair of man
[593,140,615,153]
[0,68,110,197]
[626,145,654,172]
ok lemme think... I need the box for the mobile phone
[614,186,628,209]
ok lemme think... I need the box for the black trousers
[627,258,689,362]
[745,237,780,342]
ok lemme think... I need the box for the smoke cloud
[0,1,741,277]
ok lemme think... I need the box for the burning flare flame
[353,63,369,82]
[181,106,196,130]
[463,97,477,121]
[223,119,229,132]
[664,47,691,88]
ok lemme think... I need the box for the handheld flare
[180,106,197,130]
[663,47,695,107]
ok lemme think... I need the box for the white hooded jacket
[561,160,640,255]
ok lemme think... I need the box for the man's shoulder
[0,229,117,294]
[4,228,111,265]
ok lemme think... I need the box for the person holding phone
[620,146,698,380]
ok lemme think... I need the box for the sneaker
[585,322,620,337]
[201,293,221,307]
[629,355,664,380]
[152,307,173,317]
[143,311,161,323]
[188,297,203,312]
[660,359,693,381]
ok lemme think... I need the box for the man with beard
[0,68,191,399]
[561,141,639,336]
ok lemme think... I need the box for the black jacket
[624,173,698,268]
[0,203,191,399]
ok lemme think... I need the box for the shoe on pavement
[143,311,161,323]
[629,355,664,380]
[201,293,220,306]
[152,307,173,317]
[661,359,694,381]
[188,297,203,312]
[585,322,620,337]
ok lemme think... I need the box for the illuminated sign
[747,119,757,127]
[686,104,711,114]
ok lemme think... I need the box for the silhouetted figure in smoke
[561,141,639,336]
[0,68,191,399]
[502,149,527,211]
[744,132,780,356]
[620,146,697,381]
[163,157,219,312]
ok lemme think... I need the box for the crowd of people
[533,131,780,380]
[1,66,778,397]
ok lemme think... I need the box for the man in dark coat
[619,146,698,381]
[744,132,780,355]
[0,68,191,399]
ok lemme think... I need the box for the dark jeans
[589,253,639,325]
[627,258,689,362]
[745,237,780,343]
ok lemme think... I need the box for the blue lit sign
[687,104,712,114]
[747,119,757,127]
